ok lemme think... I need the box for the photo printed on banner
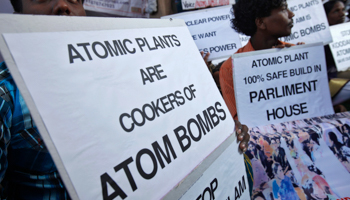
[248,112,350,199]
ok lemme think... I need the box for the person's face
[271,139,278,150]
[21,0,86,16]
[327,1,346,26]
[262,1,295,37]
[276,166,284,180]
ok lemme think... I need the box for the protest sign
[163,134,249,200]
[181,0,234,10]
[280,0,332,45]
[329,22,350,71]
[162,5,242,61]
[239,34,250,47]
[233,43,334,127]
[0,14,238,200]
[83,0,149,18]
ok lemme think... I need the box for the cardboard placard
[162,5,242,61]
[233,43,334,127]
[0,14,238,200]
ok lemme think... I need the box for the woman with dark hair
[219,0,303,120]
[328,132,349,159]
[341,124,350,147]
[324,0,347,26]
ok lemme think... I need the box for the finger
[272,45,284,49]
[204,52,210,61]
[234,120,242,135]
[200,51,204,57]
[237,124,248,141]
[239,141,248,152]
[239,132,250,152]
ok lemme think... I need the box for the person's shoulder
[220,57,233,72]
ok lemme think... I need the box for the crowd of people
[247,112,350,200]
[0,0,349,199]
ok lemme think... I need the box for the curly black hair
[10,0,21,13]
[10,0,85,13]
[232,0,285,36]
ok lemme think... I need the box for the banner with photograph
[247,111,350,200]
[162,5,242,61]
[0,15,238,200]
[83,0,149,18]
[181,0,234,10]
[329,22,350,72]
[233,43,334,127]
[281,0,332,45]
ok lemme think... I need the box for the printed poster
[84,0,149,18]
[247,112,350,199]
[0,15,238,200]
[163,5,242,61]
[281,0,332,45]
[329,22,350,71]
[181,0,235,10]
[233,43,334,127]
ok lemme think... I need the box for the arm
[219,58,238,120]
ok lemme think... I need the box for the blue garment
[272,176,300,200]
[0,62,70,199]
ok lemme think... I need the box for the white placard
[177,140,249,200]
[280,0,332,45]
[233,43,334,127]
[239,34,250,47]
[181,0,235,10]
[0,15,235,200]
[162,6,242,61]
[329,22,350,71]
[83,0,149,18]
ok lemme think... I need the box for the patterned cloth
[219,40,294,120]
[0,62,70,200]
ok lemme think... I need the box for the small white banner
[181,0,235,10]
[233,43,334,127]
[162,5,242,61]
[1,15,235,200]
[329,22,350,71]
[280,0,332,45]
[83,0,149,18]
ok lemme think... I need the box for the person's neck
[250,33,280,51]
[276,178,282,185]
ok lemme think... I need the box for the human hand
[200,51,212,70]
[272,43,293,48]
[235,120,250,152]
